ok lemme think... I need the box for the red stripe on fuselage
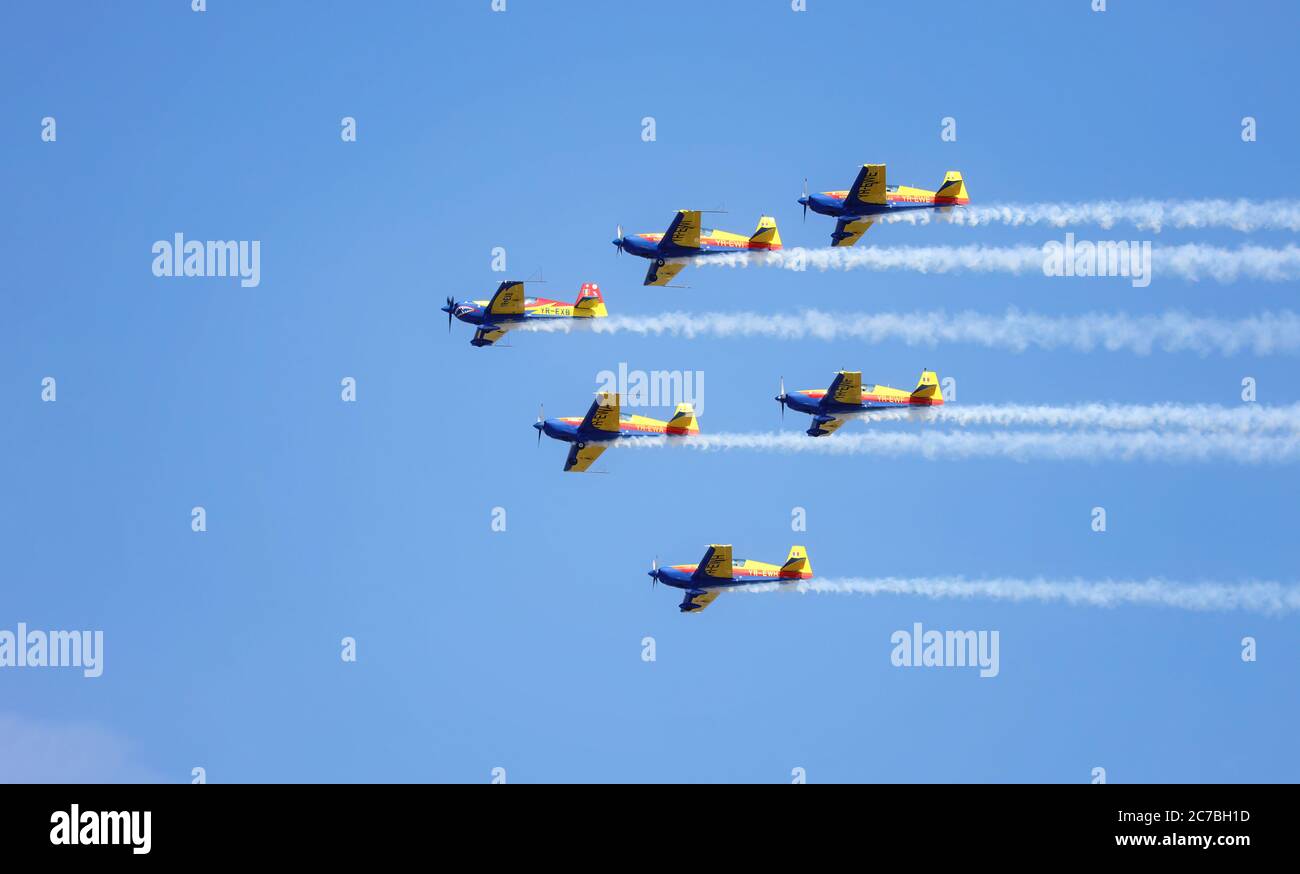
[666,564,813,580]
[800,391,943,406]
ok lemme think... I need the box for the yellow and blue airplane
[612,210,782,286]
[647,544,813,613]
[799,164,969,246]
[534,391,700,472]
[442,280,606,347]
[776,369,944,436]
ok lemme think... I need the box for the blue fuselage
[444,300,539,328]
[799,193,944,219]
[649,566,781,592]
[780,390,922,437]
[782,390,908,416]
[535,419,618,446]
[615,235,734,261]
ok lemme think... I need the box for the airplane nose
[533,420,544,432]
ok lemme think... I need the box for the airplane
[647,544,813,613]
[798,164,969,247]
[612,210,781,286]
[533,391,700,472]
[776,369,944,436]
[442,280,606,347]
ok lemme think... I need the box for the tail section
[573,282,607,318]
[749,215,782,250]
[779,545,812,580]
[665,403,700,435]
[935,171,968,204]
[911,370,943,404]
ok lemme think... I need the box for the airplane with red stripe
[647,544,813,613]
[612,209,781,286]
[776,369,944,436]
[442,280,606,347]
[533,391,700,472]
[799,163,969,246]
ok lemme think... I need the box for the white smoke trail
[697,243,1300,283]
[521,308,1300,356]
[618,430,1300,464]
[877,199,1300,233]
[733,577,1300,615]
[845,403,1300,434]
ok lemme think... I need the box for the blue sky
[2,0,1298,783]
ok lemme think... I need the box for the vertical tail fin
[572,282,607,318]
[935,171,968,204]
[665,403,700,435]
[911,370,943,404]
[750,215,782,249]
[779,546,812,579]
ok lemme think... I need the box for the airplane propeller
[443,295,456,333]
[613,224,624,256]
[801,178,809,223]
[534,404,545,447]
[647,556,659,589]
[775,376,787,423]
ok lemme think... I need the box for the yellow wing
[829,371,863,405]
[832,217,875,247]
[485,281,526,316]
[471,325,509,346]
[563,442,606,473]
[679,589,721,613]
[812,415,850,436]
[664,209,702,249]
[644,259,687,287]
[579,392,621,433]
[843,163,887,210]
[695,544,734,581]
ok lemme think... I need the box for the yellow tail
[936,171,968,203]
[779,545,812,579]
[750,215,781,249]
[572,282,607,318]
[911,370,943,402]
[665,403,700,435]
